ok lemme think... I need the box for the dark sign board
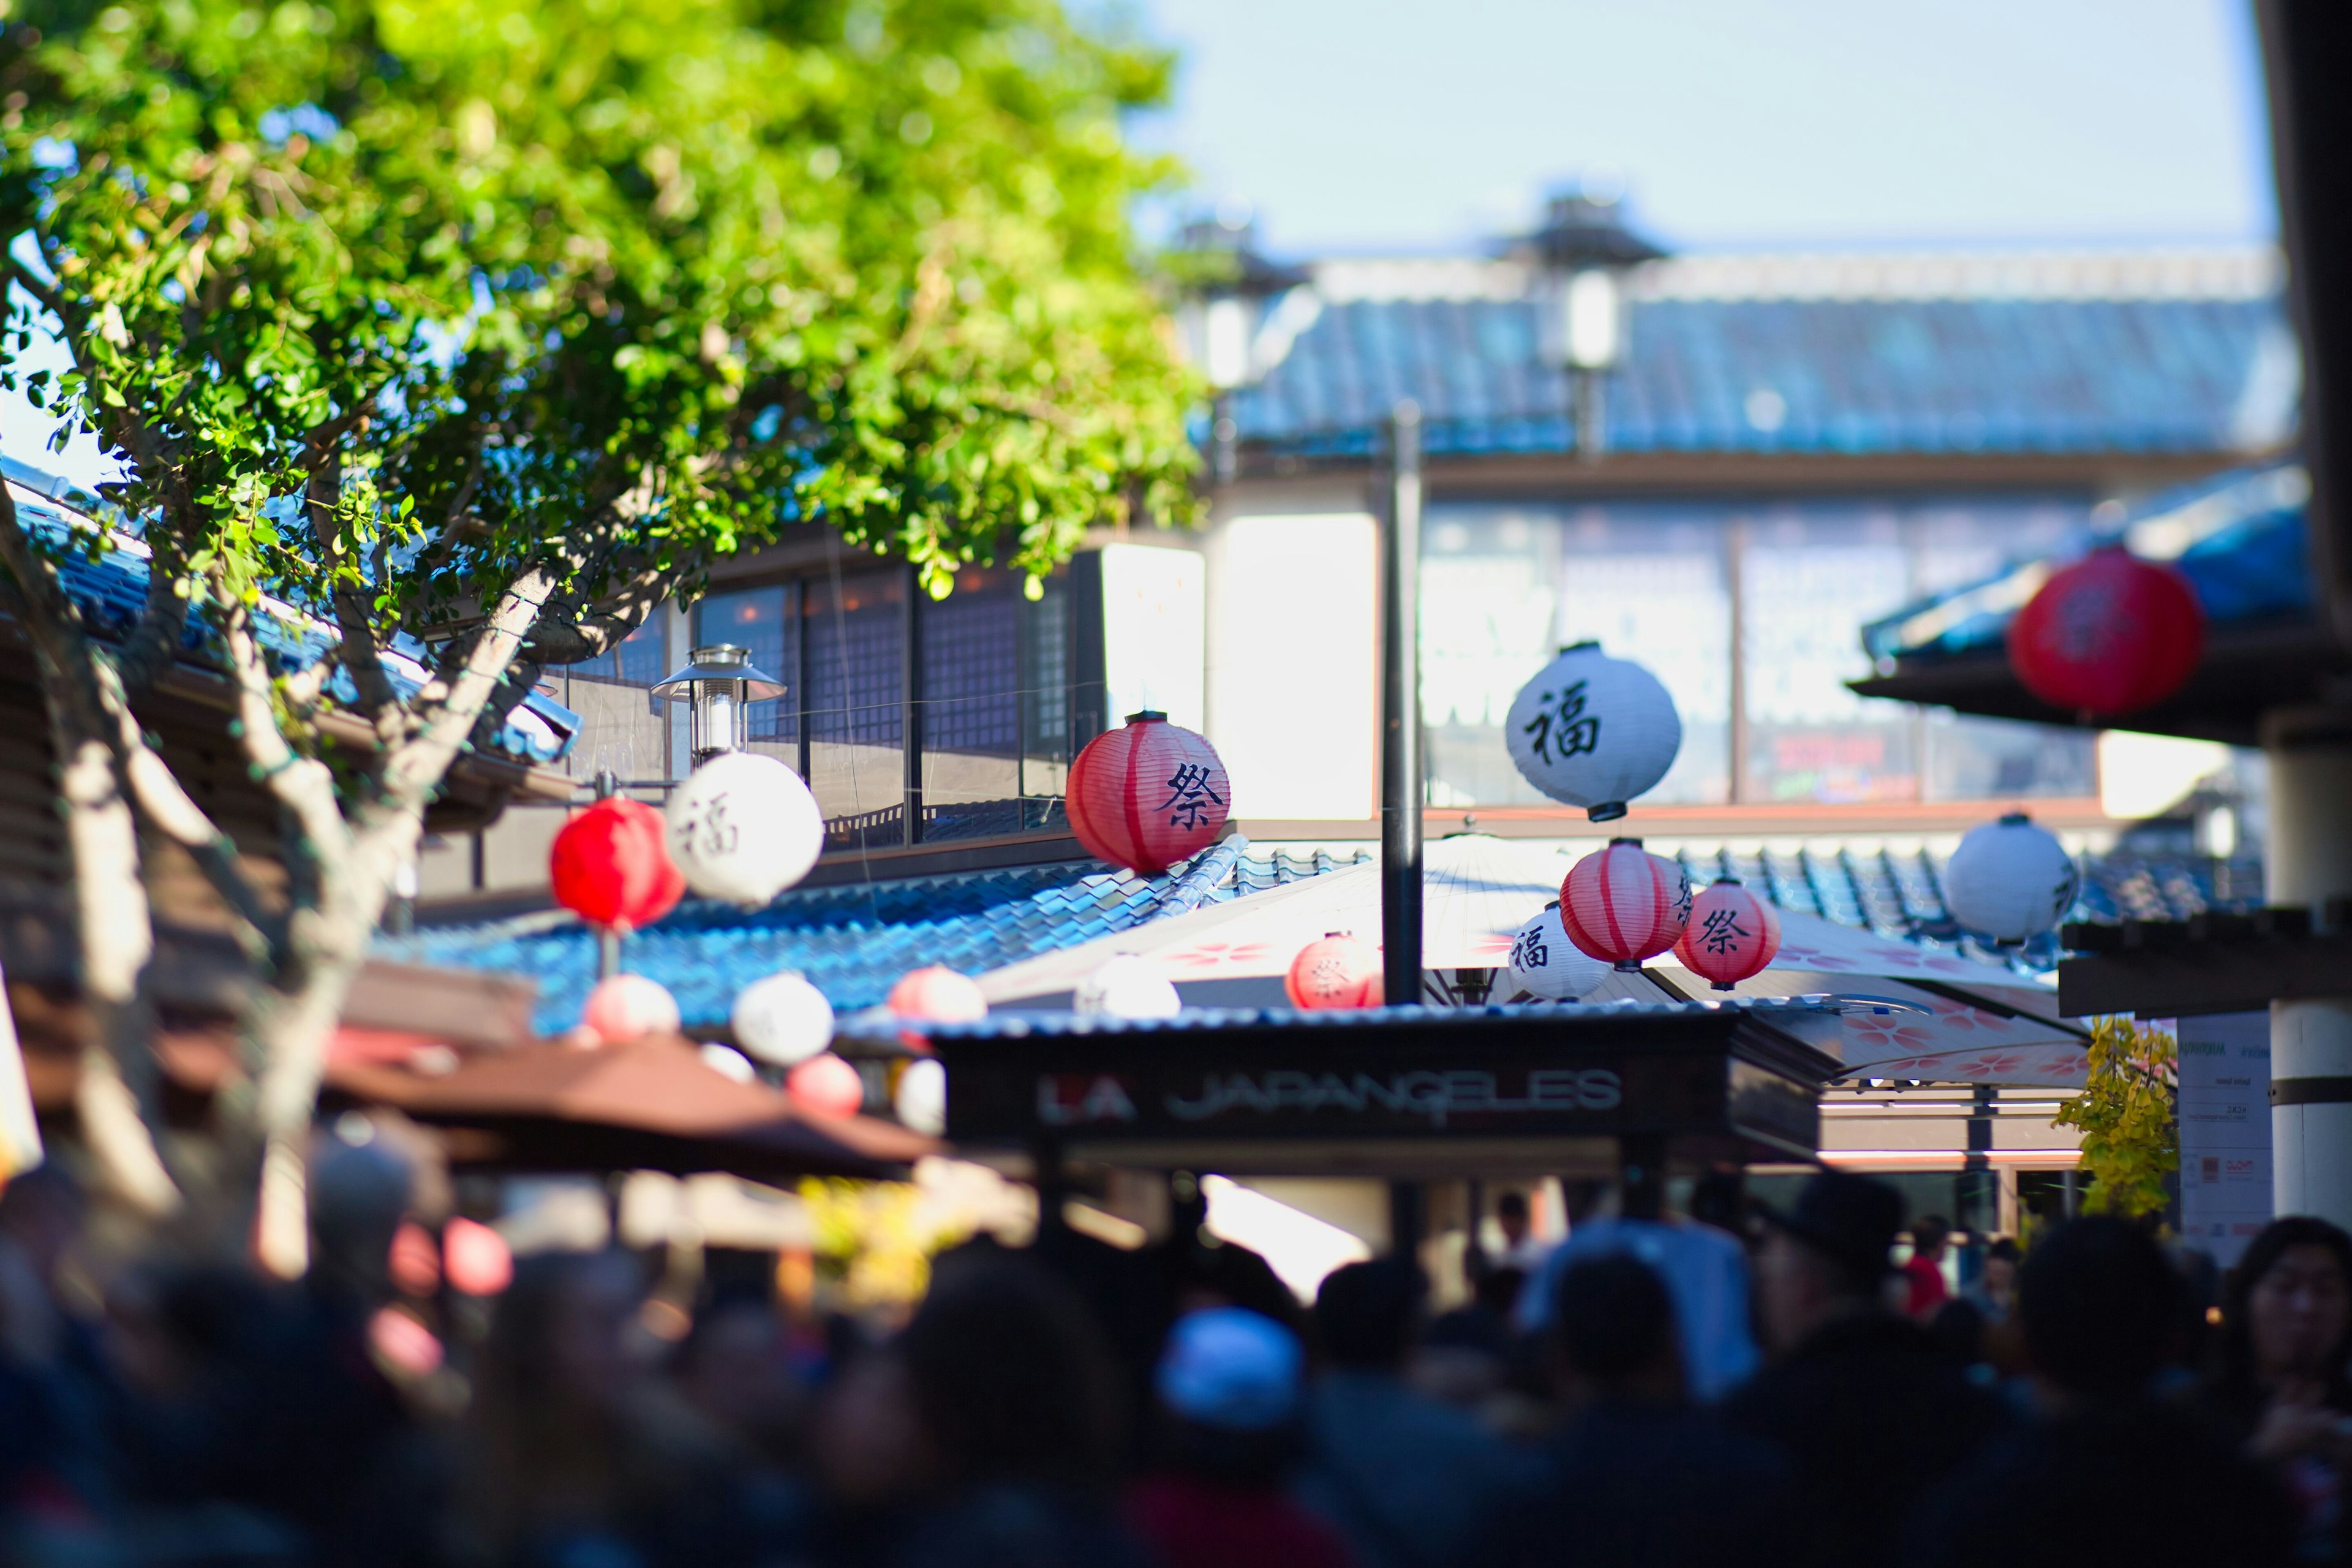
[938,1006,1828,1164]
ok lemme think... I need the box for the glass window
[1422,503,1730,807]
[696,584,798,745]
[614,616,667,686]
[922,568,1023,839]
[1738,507,1917,802]
[805,569,905,847]
[1419,494,2094,810]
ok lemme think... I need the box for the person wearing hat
[1126,1307,1353,1568]
[1719,1172,2009,1568]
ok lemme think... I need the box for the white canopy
[977,835,2090,1088]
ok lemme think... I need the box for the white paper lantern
[699,1042,757,1083]
[1505,905,1613,1000]
[1073,954,1182,1019]
[1504,643,1683,822]
[1941,812,2082,944]
[665,751,824,907]
[895,1058,947,1136]
[731,972,836,1067]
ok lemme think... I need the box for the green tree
[0,0,1197,1255]
[2054,1014,2179,1225]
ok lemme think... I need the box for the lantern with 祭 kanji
[1672,879,1781,991]
[1066,712,1231,877]
[551,797,685,932]
[2006,546,2204,717]
[1941,813,2082,945]
[1286,932,1382,1009]
[1504,643,1683,822]
[1561,839,1692,971]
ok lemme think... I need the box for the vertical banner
[2176,1011,2271,1268]
[0,965,43,1180]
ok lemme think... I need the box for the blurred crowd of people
[0,1142,2346,1568]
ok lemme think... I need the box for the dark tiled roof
[1232,295,2285,460]
[385,839,1378,1036]
[9,483,580,765]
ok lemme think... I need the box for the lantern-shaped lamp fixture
[652,643,787,765]
[1561,839,1692,972]
[1941,813,2082,946]
[1672,879,1782,991]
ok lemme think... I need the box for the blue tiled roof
[1232,295,2286,459]
[384,838,1378,1036]
[385,831,2253,1036]
[1860,464,2312,664]
[10,484,579,765]
[1679,840,2261,976]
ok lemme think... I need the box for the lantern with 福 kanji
[1504,643,1683,821]
[1672,879,1782,991]
[1286,932,1382,1010]
[2006,546,2204,717]
[1066,711,1231,877]
[665,751,825,908]
[551,797,685,931]
[1561,839,1691,971]
[1504,903,1611,1001]
[1941,813,2081,945]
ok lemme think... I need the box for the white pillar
[2265,707,2352,1227]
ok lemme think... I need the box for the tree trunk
[54,735,180,1216]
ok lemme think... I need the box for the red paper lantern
[1562,839,1692,972]
[1672,878,1782,992]
[1286,932,1382,1010]
[2006,547,2204,717]
[1066,711,1232,878]
[788,1052,867,1118]
[551,798,685,932]
[443,1218,514,1297]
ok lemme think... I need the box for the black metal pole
[1382,401,1423,1006]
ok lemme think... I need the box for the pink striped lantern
[1672,878,1782,991]
[1561,839,1692,972]
[1066,712,1231,878]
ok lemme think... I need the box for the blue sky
[8,0,2276,489]
[1127,0,2274,255]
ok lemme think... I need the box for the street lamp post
[1526,187,1665,461]
[1175,213,1310,486]
[651,643,788,767]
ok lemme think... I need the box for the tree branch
[379,567,555,818]
[211,578,353,865]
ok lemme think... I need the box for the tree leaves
[2054,1016,2178,1225]
[6,0,1199,670]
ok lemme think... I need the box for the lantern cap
[1558,640,1601,655]
[1606,836,1644,848]
[1997,811,2033,826]
[652,644,786,703]
[1125,709,1169,723]
[1587,801,1628,823]
[1711,876,1744,886]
